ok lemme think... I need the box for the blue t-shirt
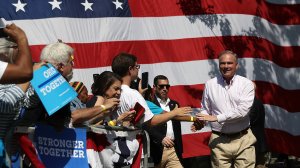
[146,101,163,115]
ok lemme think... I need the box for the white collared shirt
[201,75,254,133]
[116,85,154,123]
[157,96,174,140]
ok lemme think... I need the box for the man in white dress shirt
[197,50,256,168]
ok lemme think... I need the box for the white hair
[0,38,17,63]
[40,42,74,65]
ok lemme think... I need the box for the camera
[0,18,8,38]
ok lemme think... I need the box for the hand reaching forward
[172,106,192,117]
[117,110,136,123]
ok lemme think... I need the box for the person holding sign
[16,42,75,129]
[15,42,121,129]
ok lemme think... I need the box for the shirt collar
[121,84,130,89]
[220,74,236,87]
[156,96,170,105]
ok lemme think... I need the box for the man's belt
[212,127,249,138]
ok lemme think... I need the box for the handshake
[191,117,206,132]
[190,112,218,132]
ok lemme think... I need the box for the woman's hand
[103,97,120,111]
[117,110,136,123]
[94,96,105,106]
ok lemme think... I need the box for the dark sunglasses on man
[157,84,170,89]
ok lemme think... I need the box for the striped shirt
[0,84,25,139]
[23,84,40,109]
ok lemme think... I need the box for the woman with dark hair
[85,71,137,168]
[87,71,123,107]
[85,71,135,126]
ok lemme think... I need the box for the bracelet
[100,105,106,111]
[108,120,116,126]
[190,116,195,122]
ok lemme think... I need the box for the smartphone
[0,18,7,38]
[141,72,148,89]
[0,28,7,38]
[93,74,100,82]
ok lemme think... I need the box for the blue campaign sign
[34,124,89,168]
[31,64,77,116]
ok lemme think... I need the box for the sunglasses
[157,84,170,89]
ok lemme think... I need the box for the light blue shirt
[146,101,163,115]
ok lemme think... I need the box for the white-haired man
[15,42,74,128]
[18,42,117,128]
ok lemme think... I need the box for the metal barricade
[13,125,151,168]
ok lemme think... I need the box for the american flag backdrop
[1,0,300,159]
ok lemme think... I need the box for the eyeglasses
[134,64,140,69]
[67,55,74,66]
[157,84,170,89]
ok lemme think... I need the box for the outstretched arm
[149,106,192,126]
